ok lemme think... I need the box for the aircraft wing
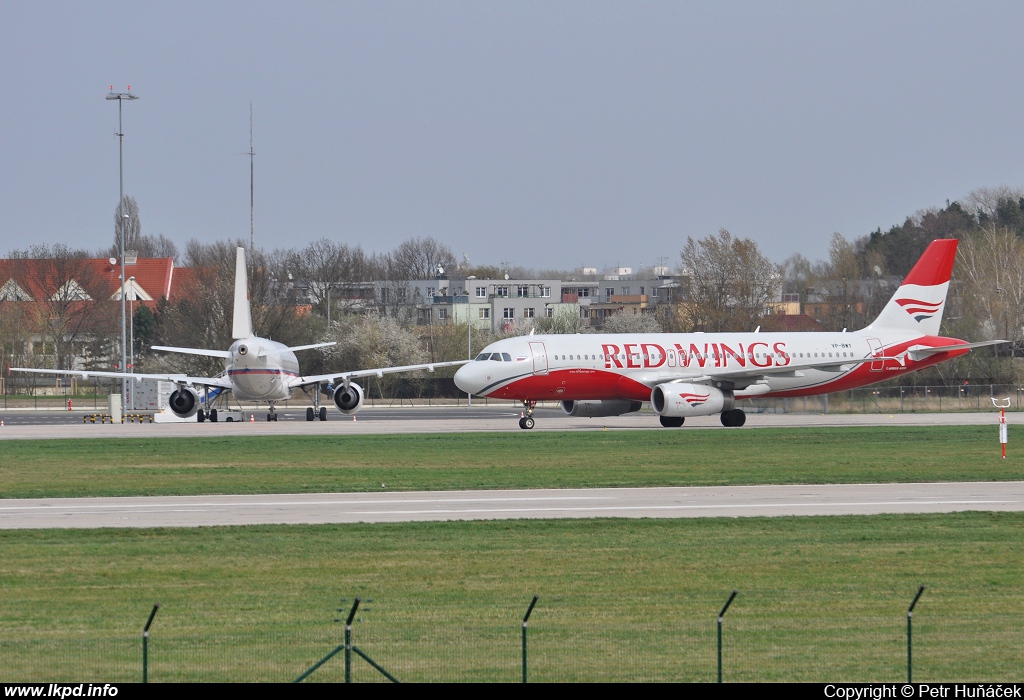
[9,367,234,390]
[289,359,470,389]
[635,354,912,389]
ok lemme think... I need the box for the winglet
[232,247,253,340]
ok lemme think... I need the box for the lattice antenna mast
[249,102,255,251]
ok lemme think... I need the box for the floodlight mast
[107,87,138,408]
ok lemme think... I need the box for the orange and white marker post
[993,397,1011,459]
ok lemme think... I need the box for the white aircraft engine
[333,382,365,414]
[168,387,200,419]
[651,383,734,418]
[560,400,643,418]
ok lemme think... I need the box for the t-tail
[865,238,958,337]
[232,247,253,340]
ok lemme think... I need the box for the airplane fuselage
[225,337,299,402]
[454,330,969,403]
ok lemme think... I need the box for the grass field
[2,426,1022,682]
[1,425,1021,499]
[2,513,1023,682]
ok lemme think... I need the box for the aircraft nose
[454,362,480,395]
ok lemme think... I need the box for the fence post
[717,590,737,683]
[522,594,539,683]
[345,597,360,683]
[907,585,925,683]
[142,604,159,683]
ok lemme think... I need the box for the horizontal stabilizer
[151,345,232,359]
[906,340,1007,361]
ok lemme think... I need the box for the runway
[0,406,1011,439]
[2,482,1022,529]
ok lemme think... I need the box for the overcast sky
[2,2,1022,272]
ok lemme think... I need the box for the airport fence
[5,588,1023,682]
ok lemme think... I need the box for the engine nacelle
[651,383,734,418]
[333,381,365,414]
[168,388,200,419]
[560,399,642,418]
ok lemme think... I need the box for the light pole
[128,276,136,410]
[107,86,138,410]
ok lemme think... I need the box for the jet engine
[168,387,200,419]
[560,400,642,418]
[651,383,733,418]
[333,381,365,414]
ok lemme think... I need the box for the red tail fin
[902,238,958,287]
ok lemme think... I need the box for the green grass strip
[1,425,1020,498]
[2,512,1022,681]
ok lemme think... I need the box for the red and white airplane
[454,239,1004,429]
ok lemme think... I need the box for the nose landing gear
[518,400,537,430]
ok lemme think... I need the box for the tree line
[3,188,1023,391]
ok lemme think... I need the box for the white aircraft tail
[232,247,253,340]
[865,238,958,337]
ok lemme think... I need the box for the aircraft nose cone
[454,362,478,394]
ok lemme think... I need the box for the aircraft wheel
[197,410,206,423]
[319,407,327,421]
[518,417,526,429]
[210,409,218,423]
[721,409,746,427]
[267,413,273,422]
[306,407,315,422]
[523,416,535,430]
[659,416,684,428]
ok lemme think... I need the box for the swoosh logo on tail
[896,298,942,322]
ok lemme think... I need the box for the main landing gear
[658,410,746,428]
[518,400,537,430]
[302,384,329,421]
[720,409,746,427]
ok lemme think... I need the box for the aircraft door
[529,341,549,375]
[867,338,884,371]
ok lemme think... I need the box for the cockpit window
[476,353,492,361]
[491,353,503,361]
[501,353,512,361]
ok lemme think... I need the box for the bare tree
[286,238,371,319]
[113,195,142,255]
[9,244,116,371]
[679,229,780,332]
[389,237,457,281]
[956,226,1024,349]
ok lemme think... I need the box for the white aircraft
[14,248,466,422]
[455,239,1005,429]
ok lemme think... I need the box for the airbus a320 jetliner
[14,248,466,422]
[455,239,1005,429]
